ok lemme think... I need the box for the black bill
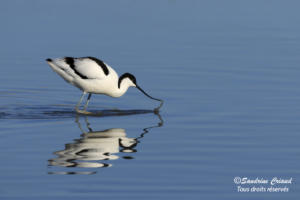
[136,85,164,110]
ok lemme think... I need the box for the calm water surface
[1,1,300,199]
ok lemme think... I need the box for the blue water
[1,0,300,199]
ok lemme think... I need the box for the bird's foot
[75,107,103,116]
[75,108,93,115]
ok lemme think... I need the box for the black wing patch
[65,57,88,79]
[87,56,109,76]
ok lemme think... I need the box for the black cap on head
[119,72,163,110]
[118,73,137,88]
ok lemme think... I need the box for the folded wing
[51,57,109,80]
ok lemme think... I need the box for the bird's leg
[84,116,93,132]
[75,115,86,133]
[75,91,86,112]
[83,93,92,111]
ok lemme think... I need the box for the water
[1,0,300,199]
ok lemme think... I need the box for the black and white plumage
[46,56,163,113]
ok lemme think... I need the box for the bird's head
[118,73,164,108]
[118,73,137,88]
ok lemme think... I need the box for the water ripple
[48,114,163,174]
[0,104,156,119]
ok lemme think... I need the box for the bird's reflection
[48,113,163,175]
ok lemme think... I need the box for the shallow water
[1,0,300,199]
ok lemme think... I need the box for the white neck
[111,78,134,97]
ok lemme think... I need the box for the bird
[46,56,163,114]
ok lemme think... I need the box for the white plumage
[46,56,163,113]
